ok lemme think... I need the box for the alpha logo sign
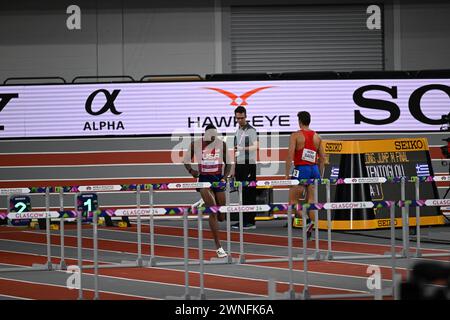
[0,79,448,138]
[83,89,124,131]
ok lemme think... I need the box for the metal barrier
[1,175,449,300]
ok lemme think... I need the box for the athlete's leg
[289,185,304,219]
[214,191,226,221]
[200,189,222,249]
[306,165,321,220]
[306,184,315,221]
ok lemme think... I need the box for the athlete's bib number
[292,169,300,178]
[301,148,316,163]
[202,160,219,172]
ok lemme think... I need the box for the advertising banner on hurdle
[322,138,444,230]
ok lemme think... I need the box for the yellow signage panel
[323,138,429,154]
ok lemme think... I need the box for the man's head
[297,111,311,127]
[234,106,247,128]
[204,124,218,142]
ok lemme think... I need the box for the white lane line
[0,293,32,300]
[0,248,366,295]
[140,223,450,254]
[0,272,154,300]
[19,230,422,279]
[0,236,391,285]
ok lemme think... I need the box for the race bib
[292,169,300,178]
[201,150,220,173]
[201,160,219,172]
[301,148,316,163]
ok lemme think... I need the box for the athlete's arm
[285,133,297,179]
[183,141,199,178]
[316,134,325,177]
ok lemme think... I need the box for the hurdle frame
[1,175,449,301]
[2,187,60,273]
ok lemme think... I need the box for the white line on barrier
[256,180,299,187]
[114,208,166,216]
[218,205,271,213]
[7,211,60,219]
[433,175,450,182]
[0,188,31,195]
[78,185,122,192]
[343,177,387,184]
[425,199,450,206]
[167,182,211,189]
[323,202,374,210]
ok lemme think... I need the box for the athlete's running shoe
[216,247,228,258]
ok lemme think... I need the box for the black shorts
[197,174,225,193]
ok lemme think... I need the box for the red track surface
[0,248,364,299]
[1,221,448,300]
[0,147,445,166]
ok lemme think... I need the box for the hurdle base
[324,252,334,260]
[147,257,158,267]
[281,290,297,300]
[1,264,50,273]
[31,262,61,271]
[120,260,142,267]
[302,288,311,300]
[194,293,207,300]
[330,253,403,261]
[80,261,139,270]
[59,261,68,271]
[210,256,238,264]
[166,294,191,300]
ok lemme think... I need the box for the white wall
[0,1,98,82]
[399,2,450,70]
[0,0,449,83]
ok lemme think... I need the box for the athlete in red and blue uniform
[285,111,325,238]
[184,124,232,258]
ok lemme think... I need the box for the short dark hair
[297,111,311,126]
[234,106,247,116]
[205,124,217,131]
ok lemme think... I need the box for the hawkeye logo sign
[188,86,290,129]
[203,86,274,106]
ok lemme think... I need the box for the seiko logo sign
[0,93,19,131]
[394,140,424,150]
[353,84,450,125]
[84,89,124,131]
[325,142,343,152]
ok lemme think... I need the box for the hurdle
[409,175,450,258]
[2,187,60,273]
[77,180,450,300]
[1,176,449,300]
